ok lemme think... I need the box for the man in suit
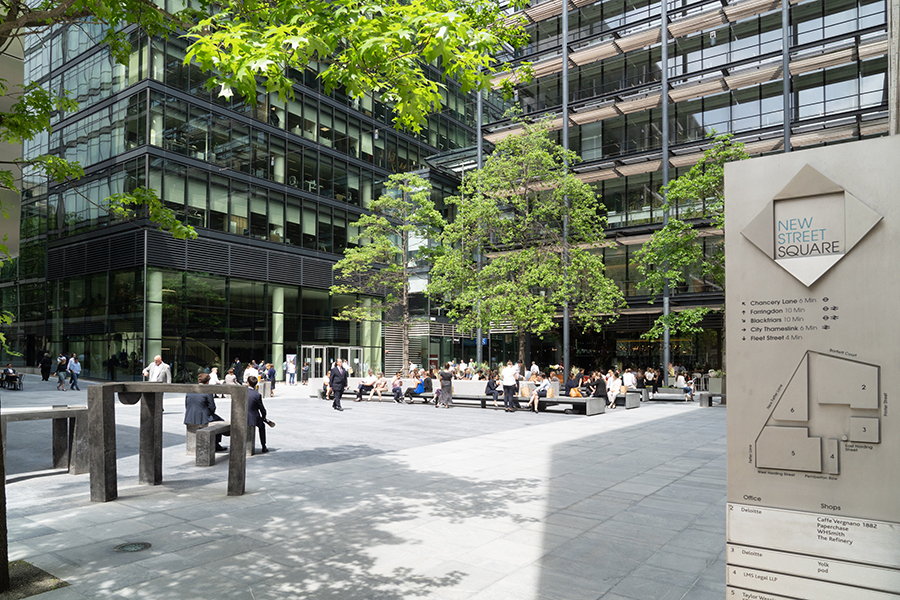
[328,358,348,412]
[143,355,172,383]
[247,376,269,453]
[184,373,226,452]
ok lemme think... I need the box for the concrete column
[891,0,900,135]
[88,385,118,502]
[227,385,249,496]
[69,413,89,475]
[51,418,68,469]
[272,286,284,380]
[138,392,163,486]
[146,270,163,364]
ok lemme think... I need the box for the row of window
[537,58,885,161]
[513,0,884,60]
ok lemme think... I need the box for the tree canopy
[430,118,625,362]
[632,133,748,341]
[331,173,445,375]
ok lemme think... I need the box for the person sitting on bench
[391,372,404,403]
[368,372,388,401]
[356,369,377,401]
[485,371,500,407]
[525,373,550,412]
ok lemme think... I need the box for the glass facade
[479,0,889,370]
[3,23,475,379]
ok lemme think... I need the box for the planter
[709,377,724,394]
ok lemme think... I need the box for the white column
[272,286,284,380]
[146,270,162,363]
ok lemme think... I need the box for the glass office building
[483,0,889,370]
[5,20,477,381]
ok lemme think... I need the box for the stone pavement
[2,377,727,599]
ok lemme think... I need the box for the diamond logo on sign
[740,165,882,287]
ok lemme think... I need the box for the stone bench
[612,390,644,409]
[1,405,88,474]
[652,387,692,401]
[196,422,233,467]
[697,392,727,407]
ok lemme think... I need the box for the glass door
[300,346,328,381]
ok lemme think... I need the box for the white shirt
[676,374,687,388]
[530,363,539,374]
[607,377,622,392]
[623,372,636,388]
[501,365,518,386]
[363,374,377,385]
[244,367,260,381]
[536,379,550,392]
[209,371,220,385]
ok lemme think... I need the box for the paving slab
[3,377,727,599]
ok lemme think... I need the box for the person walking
[56,356,68,391]
[500,360,518,413]
[438,362,453,408]
[266,363,276,397]
[68,356,82,390]
[40,352,52,381]
[286,358,296,386]
[328,358,348,411]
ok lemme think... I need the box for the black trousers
[487,390,500,403]
[333,389,344,409]
[254,423,266,447]
[503,385,516,409]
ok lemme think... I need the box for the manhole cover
[114,542,151,553]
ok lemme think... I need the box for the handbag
[619,385,628,394]
[570,388,583,398]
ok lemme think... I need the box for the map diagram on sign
[755,351,881,474]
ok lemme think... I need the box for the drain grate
[114,542,152,553]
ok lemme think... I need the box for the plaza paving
[3,377,727,599]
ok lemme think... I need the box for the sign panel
[725,136,900,598]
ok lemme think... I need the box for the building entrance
[300,346,364,381]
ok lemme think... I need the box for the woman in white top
[675,372,693,401]
[606,372,623,409]
[500,361,519,413]
[525,373,550,413]
[368,372,388,401]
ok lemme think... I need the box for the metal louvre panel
[791,124,858,147]
[302,258,333,289]
[65,244,86,277]
[570,40,619,65]
[723,0,781,23]
[525,0,563,22]
[229,245,266,280]
[789,46,855,76]
[617,91,661,114]
[860,118,889,136]
[185,237,230,276]
[742,138,785,154]
[617,160,662,176]
[669,76,728,102]
[571,103,619,125]
[47,247,65,280]
[268,253,302,286]
[532,56,564,78]
[83,238,111,274]
[384,322,404,374]
[146,230,187,270]
[724,63,781,90]
[614,27,661,54]
[108,232,140,269]
[667,8,727,39]
[857,37,888,61]
[577,168,619,183]
[670,152,705,167]
[484,124,525,143]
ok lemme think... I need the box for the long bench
[651,387,692,401]
[1,405,88,474]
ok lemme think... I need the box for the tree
[330,173,445,376]
[429,119,625,364]
[632,133,749,359]
[184,0,529,132]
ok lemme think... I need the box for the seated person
[484,372,500,407]
[675,373,694,401]
[4,364,17,387]
[355,369,377,401]
[390,372,404,403]
[403,371,431,402]
[368,372,388,401]
[563,374,580,397]
[525,373,550,412]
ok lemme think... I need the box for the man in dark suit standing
[329,358,348,412]
[247,376,269,453]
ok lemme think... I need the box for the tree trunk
[518,326,526,366]
[401,227,409,377]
